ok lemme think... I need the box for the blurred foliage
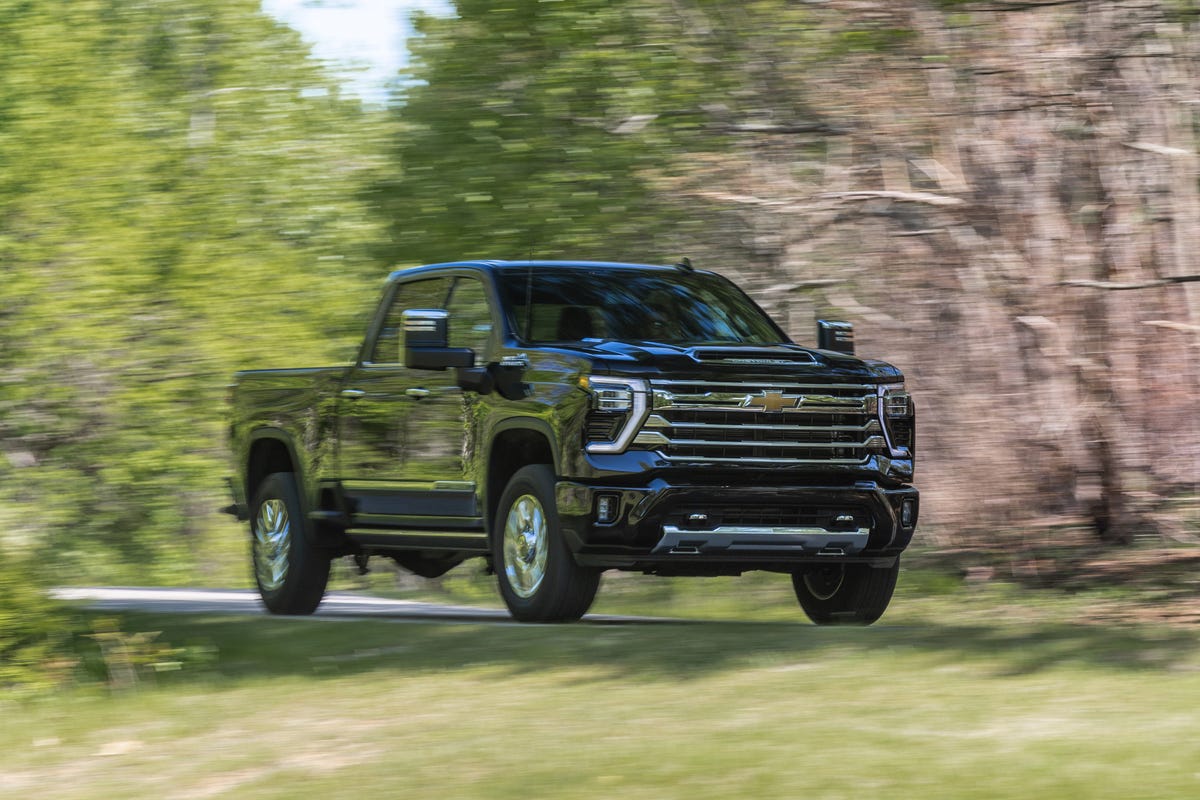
[5,0,1199,687]
[0,0,392,645]
[0,550,74,692]
[377,0,837,266]
[85,616,218,691]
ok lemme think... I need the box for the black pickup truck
[226,260,917,624]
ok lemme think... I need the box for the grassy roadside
[335,543,1200,627]
[5,568,1200,799]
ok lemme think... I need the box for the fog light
[901,499,916,528]
[596,494,619,524]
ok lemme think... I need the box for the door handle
[341,388,366,400]
[405,388,431,399]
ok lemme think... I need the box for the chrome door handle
[341,388,366,399]
[405,388,431,399]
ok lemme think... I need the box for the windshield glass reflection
[495,266,787,346]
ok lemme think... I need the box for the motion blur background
[4,0,1200,673]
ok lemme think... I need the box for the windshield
[495,266,787,346]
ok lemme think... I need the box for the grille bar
[642,415,881,434]
[652,397,870,413]
[663,437,883,451]
[659,455,869,464]
[652,379,875,393]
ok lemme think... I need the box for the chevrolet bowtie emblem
[744,391,799,412]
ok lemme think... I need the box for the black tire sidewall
[791,559,900,625]
[493,464,597,622]
[250,472,329,615]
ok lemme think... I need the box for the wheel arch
[246,430,307,512]
[485,419,557,540]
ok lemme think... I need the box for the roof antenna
[675,256,694,272]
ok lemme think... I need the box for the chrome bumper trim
[653,525,871,555]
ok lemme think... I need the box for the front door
[336,274,494,538]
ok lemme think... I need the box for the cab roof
[386,259,705,282]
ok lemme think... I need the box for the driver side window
[446,277,494,361]
[368,277,452,365]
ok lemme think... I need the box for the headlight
[883,387,913,419]
[587,380,634,412]
[879,384,916,454]
[580,376,649,454]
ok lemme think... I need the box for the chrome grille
[634,380,884,465]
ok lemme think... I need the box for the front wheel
[250,472,330,615]
[493,465,600,622]
[791,559,900,626]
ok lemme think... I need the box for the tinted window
[446,277,494,359]
[368,277,452,364]
[496,267,785,346]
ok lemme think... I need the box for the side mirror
[403,309,475,370]
[816,320,855,355]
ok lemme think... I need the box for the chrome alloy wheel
[503,494,549,599]
[254,498,291,592]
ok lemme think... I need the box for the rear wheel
[791,559,900,626]
[494,465,600,622]
[250,472,330,615]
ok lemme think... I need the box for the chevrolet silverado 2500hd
[226,260,918,624]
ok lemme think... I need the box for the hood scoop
[689,347,817,366]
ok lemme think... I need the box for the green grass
[5,570,1200,799]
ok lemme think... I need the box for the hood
[540,340,904,383]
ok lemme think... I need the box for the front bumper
[556,478,918,573]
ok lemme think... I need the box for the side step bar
[308,509,350,528]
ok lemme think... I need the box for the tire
[791,559,900,626]
[493,464,600,622]
[250,472,330,615]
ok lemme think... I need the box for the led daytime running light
[582,377,649,454]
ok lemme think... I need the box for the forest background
[4,0,1200,684]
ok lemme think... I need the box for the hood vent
[689,347,817,366]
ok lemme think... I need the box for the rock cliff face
[693,1,1200,544]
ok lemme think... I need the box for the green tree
[378,0,807,266]
[0,0,391,622]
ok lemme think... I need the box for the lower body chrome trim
[653,525,870,555]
